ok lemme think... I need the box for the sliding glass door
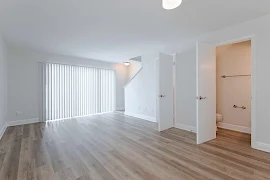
[43,63,115,121]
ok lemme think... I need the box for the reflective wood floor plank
[0,112,269,180]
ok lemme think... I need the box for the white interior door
[196,42,216,144]
[157,53,174,132]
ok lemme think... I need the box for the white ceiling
[0,0,270,62]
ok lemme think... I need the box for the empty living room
[1,0,270,179]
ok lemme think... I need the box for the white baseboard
[0,118,39,140]
[0,123,7,139]
[6,118,40,127]
[115,107,125,111]
[218,122,251,134]
[175,123,196,133]
[124,112,156,122]
[254,142,270,153]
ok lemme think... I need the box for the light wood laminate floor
[0,112,270,180]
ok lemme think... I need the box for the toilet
[216,113,223,131]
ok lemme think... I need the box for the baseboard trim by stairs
[124,112,156,122]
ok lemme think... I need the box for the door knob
[199,96,207,100]
[158,95,166,98]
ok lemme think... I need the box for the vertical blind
[43,63,115,121]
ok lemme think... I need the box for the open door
[157,53,174,132]
[196,42,216,144]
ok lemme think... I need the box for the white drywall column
[0,32,8,131]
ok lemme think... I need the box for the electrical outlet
[16,111,22,116]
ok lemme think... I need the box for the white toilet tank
[216,113,223,122]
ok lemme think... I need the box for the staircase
[124,56,143,88]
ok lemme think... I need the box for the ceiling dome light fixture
[162,0,182,10]
[124,62,130,66]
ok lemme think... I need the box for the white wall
[0,32,7,130]
[163,14,270,151]
[217,41,251,128]
[7,45,128,122]
[128,60,142,80]
[125,52,157,121]
[175,48,196,130]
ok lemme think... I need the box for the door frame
[172,53,177,127]
[198,35,256,148]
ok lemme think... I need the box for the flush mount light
[124,62,130,66]
[162,0,182,10]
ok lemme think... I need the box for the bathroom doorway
[216,40,251,146]
[196,36,256,148]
